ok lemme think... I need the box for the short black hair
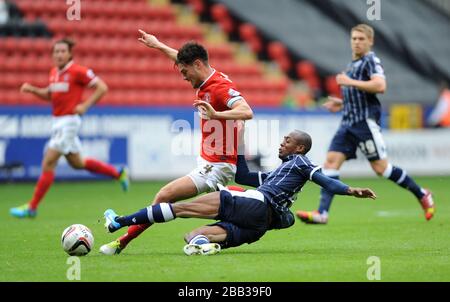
[176,42,208,65]
[292,130,312,155]
[53,38,75,53]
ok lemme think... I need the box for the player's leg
[183,222,267,255]
[361,119,435,220]
[10,148,60,218]
[99,176,204,255]
[370,158,435,220]
[183,225,226,255]
[185,225,227,244]
[103,192,221,232]
[182,188,270,256]
[183,188,270,254]
[102,161,234,254]
[66,153,129,192]
[115,176,199,247]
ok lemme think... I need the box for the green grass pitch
[1,176,449,282]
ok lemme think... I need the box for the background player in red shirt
[99,30,253,255]
[10,38,129,219]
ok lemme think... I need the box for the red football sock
[119,224,152,247]
[84,158,119,179]
[227,185,246,192]
[29,170,55,210]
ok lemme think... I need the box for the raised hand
[138,29,162,49]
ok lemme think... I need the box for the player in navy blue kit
[296,24,435,224]
[102,130,376,255]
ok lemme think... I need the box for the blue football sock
[383,164,424,199]
[116,203,175,226]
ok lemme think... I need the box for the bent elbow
[377,81,386,94]
[101,82,109,94]
[245,109,254,120]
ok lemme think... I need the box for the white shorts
[188,157,236,194]
[47,115,82,155]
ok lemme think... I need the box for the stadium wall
[1,106,450,181]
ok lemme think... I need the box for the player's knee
[371,162,387,176]
[324,152,345,169]
[154,189,174,204]
[323,159,339,169]
[42,159,57,171]
[69,161,84,170]
[372,165,385,176]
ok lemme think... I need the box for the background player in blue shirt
[297,24,435,224]
[102,130,376,255]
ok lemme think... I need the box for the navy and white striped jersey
[256,154,320,212]
[341,51,385,126]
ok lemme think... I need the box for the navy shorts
[329,119,387,161]
[211,189,271,249]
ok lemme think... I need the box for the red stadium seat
[296,61,321,91]
[239,23,262,53]
[325,75,342,98]
[3,0,291,108]
[296,60,317,79]
[267,41,287,60]
[186,0,205,15]
[210,3,234,34]
[304,75,321,91]
[267,41,292,72]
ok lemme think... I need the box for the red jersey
[196,69,243,165]
[48,61,98,116]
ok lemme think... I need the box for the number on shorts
[359,140,376,155]
[52,129,63,140]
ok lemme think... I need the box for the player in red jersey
[99,30,253,255]
[10,38,129,219]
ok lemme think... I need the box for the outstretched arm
[138,29,178,62]
[234,122,265,187]
[311,171,376,199]
[234,155,263,187]
[20,83,51,102]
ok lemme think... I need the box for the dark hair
[53,38,75,53]
[176,42,208,65]
[293,130,312,154]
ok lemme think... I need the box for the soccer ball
[61,224,94,256]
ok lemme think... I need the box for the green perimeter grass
[1,176,449,282]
